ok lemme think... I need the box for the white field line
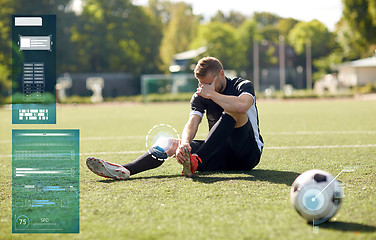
[263,130,376,135]
[265,144,376,150]
[1,144,375,158]
[1,130,375,144]
[0,135,145,143]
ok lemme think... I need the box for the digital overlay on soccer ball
[290,168,355,229]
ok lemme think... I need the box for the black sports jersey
[190,77,264,151]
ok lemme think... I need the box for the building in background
[337,55,376,87]
[169,46,207,73]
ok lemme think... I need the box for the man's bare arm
[182,114,201,144]
[210,93,253,114]
[176,114,201,163]
[196,76,254,114]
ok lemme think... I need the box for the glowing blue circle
[16,215,30,229]
[302,189,325,211]
[145,124,179,160]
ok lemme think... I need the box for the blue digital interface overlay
[12,15,56,124]
[12,130,79,233]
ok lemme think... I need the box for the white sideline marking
[0,135,145,143]
[264,130,376,135]
[1,144,375,158]
[81,150,145,155]
[265,144,376,150]
[83,136,145,140]
[0,151,146,158]
[0,130,375,143]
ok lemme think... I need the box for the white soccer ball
[290,169,343,225]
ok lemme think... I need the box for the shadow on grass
[319,221,376,233]
[97,174,183,183]
[97,169,300,185]
[193,169,300,185]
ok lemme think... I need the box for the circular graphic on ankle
[146,124,179,160]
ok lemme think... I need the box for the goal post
[141,74,197,101]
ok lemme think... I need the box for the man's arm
[182,114,201,144]
[209,93,253,114]
[176,114,201,164]
[196,76,254,114]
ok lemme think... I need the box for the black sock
[195,113,236,162]
[123,149,165,175]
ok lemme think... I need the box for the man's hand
[196,76,217,99]
[176,142,191,164]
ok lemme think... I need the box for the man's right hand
[176,142,191,164]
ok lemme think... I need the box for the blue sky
[133,0,343,31]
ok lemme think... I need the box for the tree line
[0,0,375,97]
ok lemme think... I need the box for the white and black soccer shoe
[86,157,130,180]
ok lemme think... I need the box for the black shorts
[190,120,261,171]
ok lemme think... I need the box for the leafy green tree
[147,0,177,25]
[288,20,332,59]
[159,2,200,71]
[71,0,162,74]
[252,12,283,68]
[236,20,258,73]
[211,10,247,28]
[253,12,280,28]
[288,20,337,81]
[259,25,280,44]
[337,0,376,59]
[343,0,376,43]
[335,18,369,60]
[0,0,15,98]
[312,49,343,81]
[277,18,299,42]
[190,22,239,70]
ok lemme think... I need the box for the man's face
[197,72,217,85]
[196,71,224,93]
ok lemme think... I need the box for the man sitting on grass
[86,56,264,179]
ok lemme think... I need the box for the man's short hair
[194,57,223,78]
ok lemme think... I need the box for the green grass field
[0,99,375,239]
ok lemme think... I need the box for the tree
[253,12,280,28]
[190,22,239,70]
[236,20,258,74]
[0,0,15,98]
[337,0,376,59]
[252,12,283,70]
[343,0,376,43]
[211,10,247,28]
[288,20,332,59]
[277,18,299,41]
[159,2,200,71]
[259,25,280,44]
[335,17,369,60]
[147,0,177,25]
[71,0,162,74]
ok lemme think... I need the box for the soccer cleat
[182,149,202,177]
[86,157,130,180]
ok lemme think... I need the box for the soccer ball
[290,169,343,225]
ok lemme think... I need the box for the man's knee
[224,111,248,128]
[165,138,180,157]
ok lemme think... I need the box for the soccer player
[86,57,264,180]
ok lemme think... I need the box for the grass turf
[0,99,375,239]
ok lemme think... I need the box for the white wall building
[337,56,376,87]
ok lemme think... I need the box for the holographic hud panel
[12,130,79,233]
[12,15,56,124]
